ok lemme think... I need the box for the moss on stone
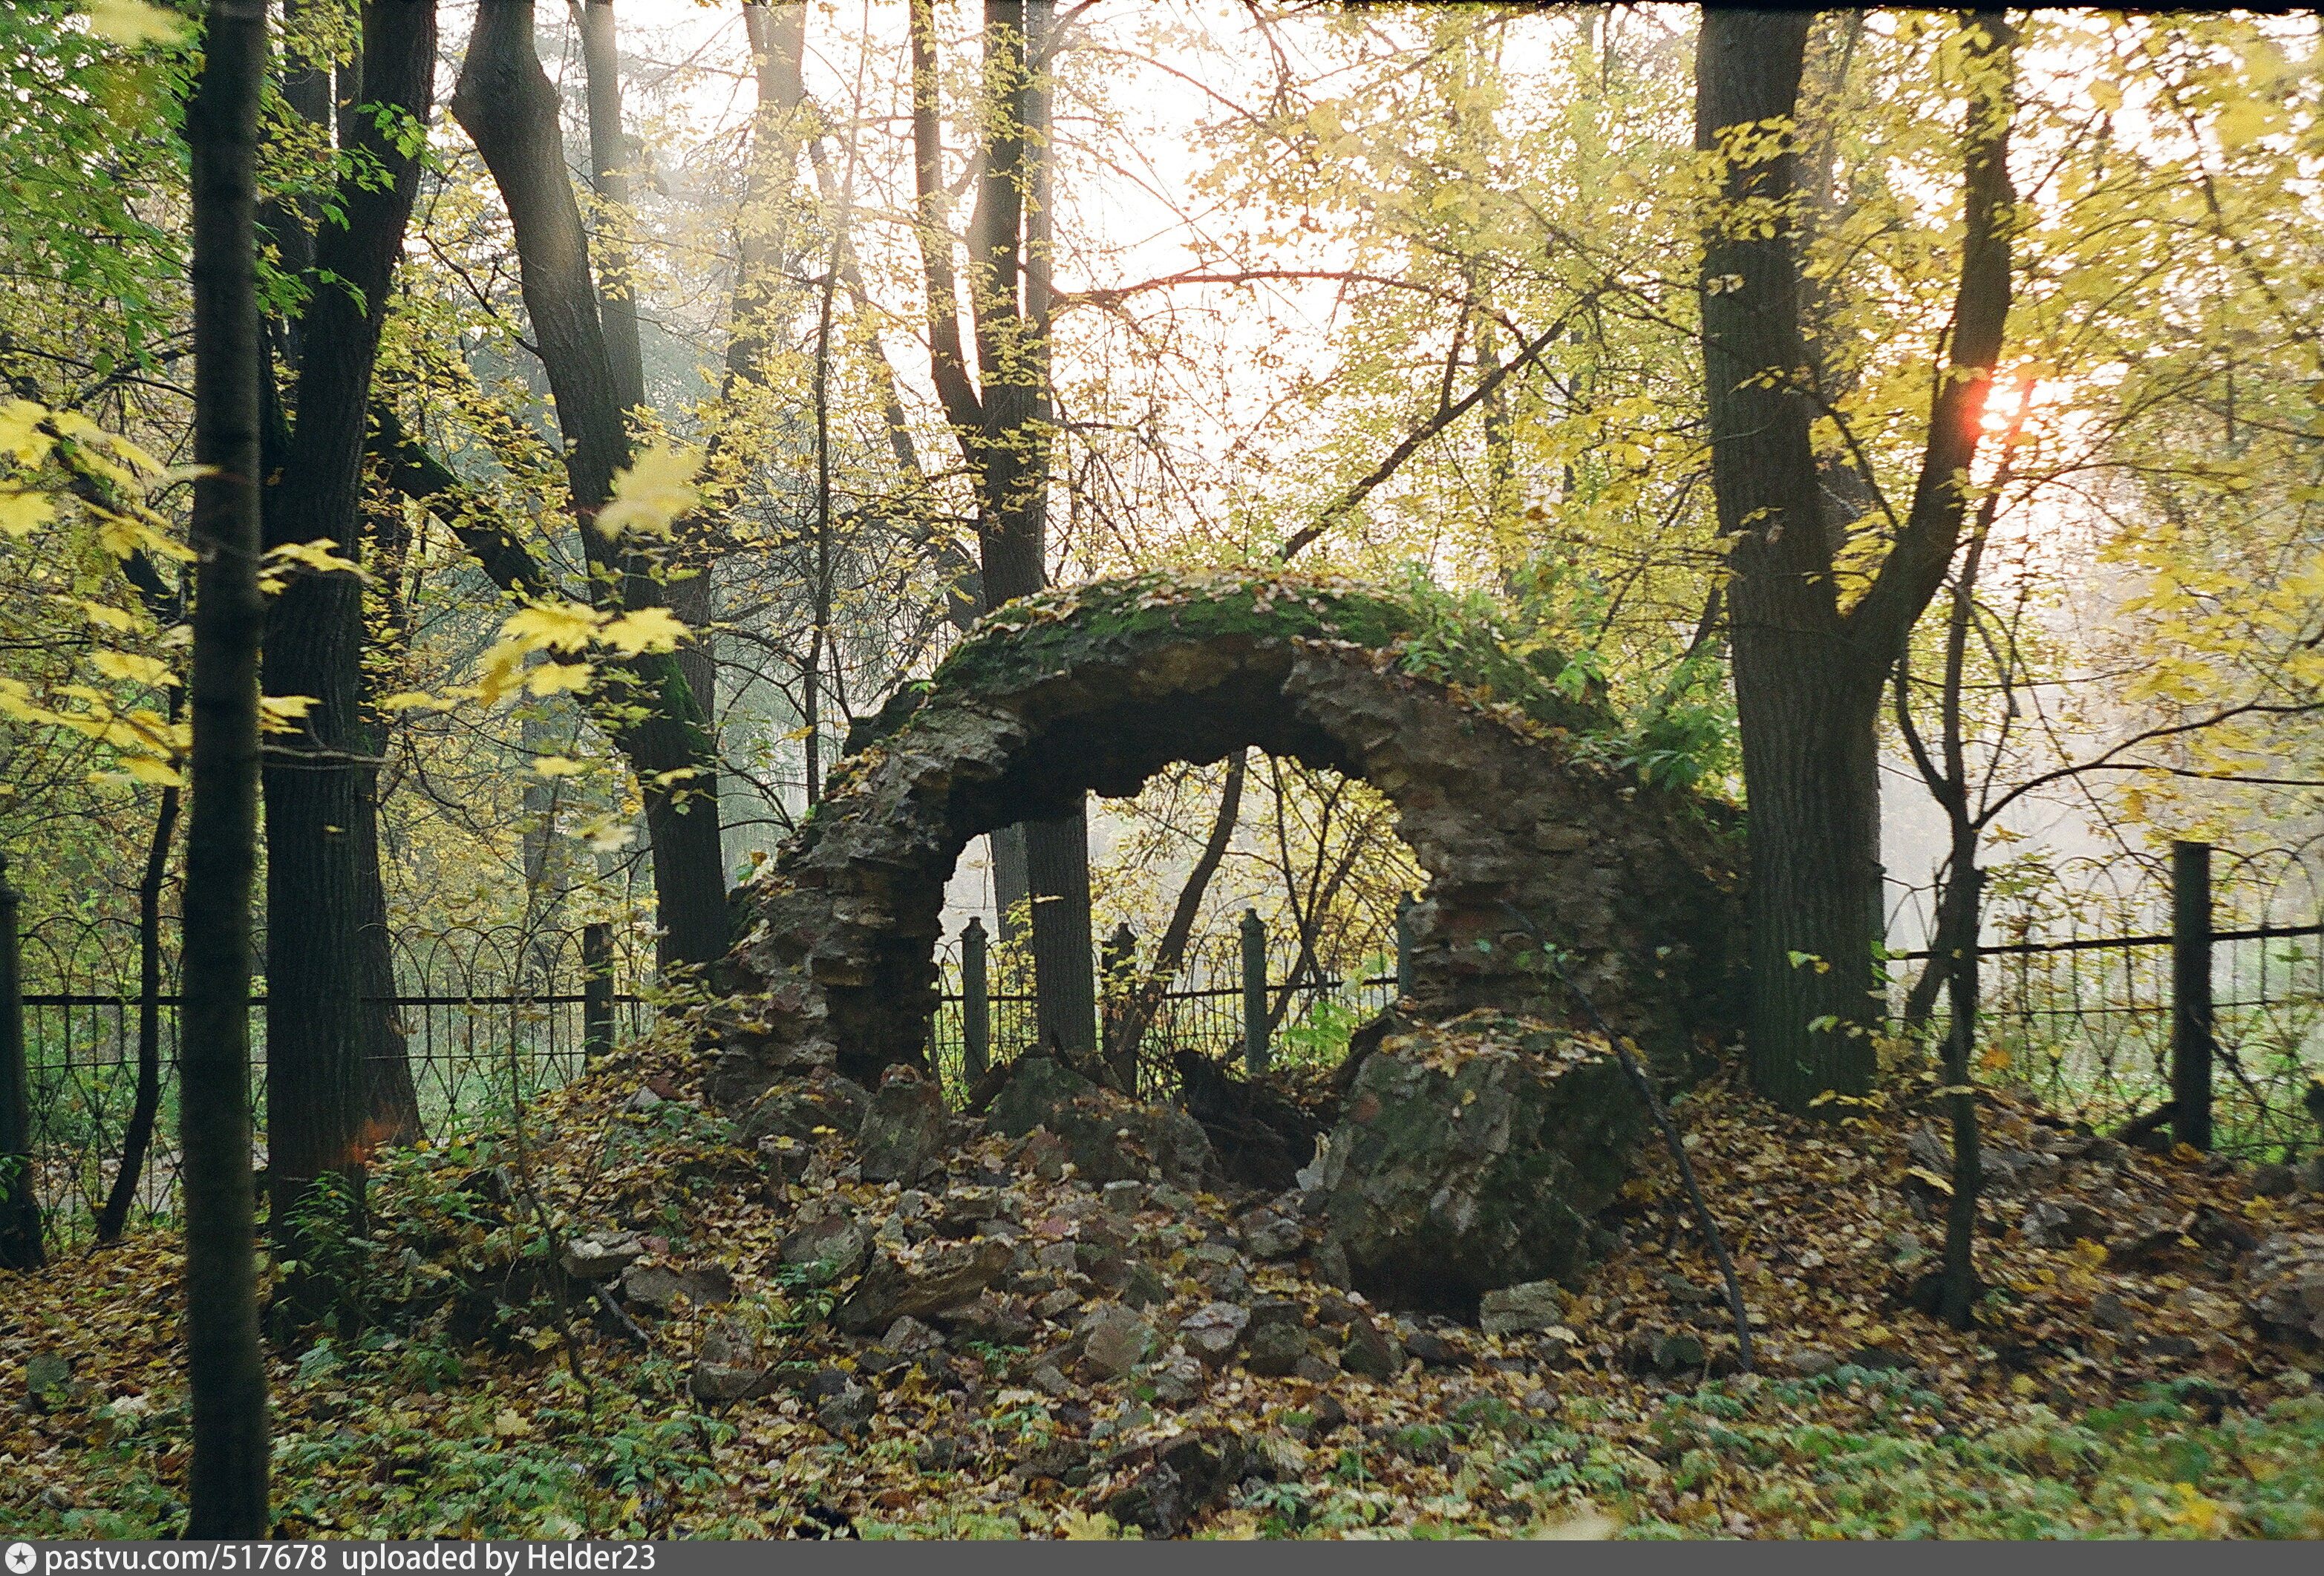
[855,569,1610,753]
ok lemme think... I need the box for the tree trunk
[97,779,179,1243]
[261,0,436,1287]
[453,0,728,976]
[1695,9,2014,1112]
[0,854,40,1271]
[181,0,272,1532]
[912,0,1093,1036]
[1114,751,1245,1071]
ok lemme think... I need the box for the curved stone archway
[705,572,1743,1108]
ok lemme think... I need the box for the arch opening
[707,573,1743,1109]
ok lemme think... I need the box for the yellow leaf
[265,538,363,577]
[79,600,140,632]
[529,755,587,778]
[491,1407,533,1438]
[0,489,55,537]
[595,444,701,538]
[88,650,173,687]
[1057,1511,1121,1540]
[117,755,183,787]
[501,599,604,654]
[596,606,688,655]
[258,694,316,733]
[524,661,595,697]
[378,691,452,713]
[84,0,191,48]
[0,399,53,465]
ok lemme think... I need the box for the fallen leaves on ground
[4,1030,2322,1540]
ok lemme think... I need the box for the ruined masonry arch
[705,572,1743,1107]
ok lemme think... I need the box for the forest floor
[4,1027,2323,1540]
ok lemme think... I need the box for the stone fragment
[915,1435,962,1472]
[1339,1315,1404,1381]
[860,1065,947,1184]
[1102,1180,1146,1218]
[621,1263,735,1312]
[931,1292,1034,1348]
[2253,1163,2298,1198]
[688,1362,768,1404]
[833,1237,1016,1334]
[780,1211,870,1283]
[1078,1306,1155,1380]
[988,1055,1214,1188]
[1239,1211,1305,1261]
[1316,1025,1643,1313]
[1242,1321,1309,1378]
[2021,1197,2111,1249]
[1178,1301,1251,1368]
[1480,1279,1569,1336]
[880,1315,945,1354]
[815,1382,875,1437]
[737,1070,870,1145]
[559,1232,646,1281]
[1149,1353,1207,1406]
[1121,1262,1170,1310]
[2090,1292,2139,1334]
[1031,1362,1075,1397]
[1035,1287,1083,1321]
[2246,1232,2324,1349]
[1101,1431,1250,1538]
[1403,1325,1469,1368]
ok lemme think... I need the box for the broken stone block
[1316,1025,1644,1314]
[1339,1314,1404,1380]
[1242,1321,1309,1378]
[833,1237,1016,1335]
[1079,1306,1155,1380]
[988,1055,1214,1188]
[1178,1301,1250,1368]
[559,1232,646,1281]
[1479,1279,1568,1337]
[861,1065,947,1184]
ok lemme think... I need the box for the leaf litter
[4,1020,2323,1540]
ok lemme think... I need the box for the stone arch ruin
[705,572,1743,1110]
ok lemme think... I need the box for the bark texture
[261,0,436,1255]
[1696,10,2013,1111]
[182,0,272,1534]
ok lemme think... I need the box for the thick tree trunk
[1696,10,1876,1109]
[1694,9,2013,1112]
[181,0,272,1534]
[453,0,728,975]
[261,0,436,1279]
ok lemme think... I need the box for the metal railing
[13,914,656,1237]
[1891,841,2324,1160]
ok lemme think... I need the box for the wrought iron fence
[15,913,656,1238]
[1890,842,2324,1160]
[925,920,1402,1103]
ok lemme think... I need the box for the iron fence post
[0,852,44,1269]
[581,922,613,1062]
[962,916,990,1084]
[2171,840,2213,1152]
[1394,891,1416,1002]
[1241,909,1269,1076]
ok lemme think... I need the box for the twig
[1496,902,1755,1373]
[593,1284,653,1350]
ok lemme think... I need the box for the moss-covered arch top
[705,571,1742,1105]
